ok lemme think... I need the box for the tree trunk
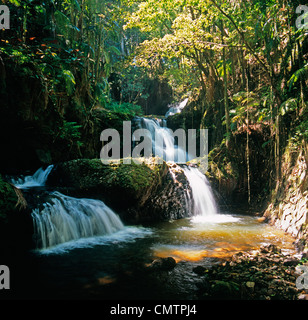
[246,78,251,205]
[222,29,231,142]
[220,21,231,146]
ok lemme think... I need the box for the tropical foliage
[0,0,307,172]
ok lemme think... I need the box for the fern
[288,63,308,91]
[62,70,76,95]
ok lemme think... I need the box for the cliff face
[264,140,308,251]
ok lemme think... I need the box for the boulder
[47,158,172,222]
[147,257,177,271]
[142,162,193,220]
[211,280,240,299]
[47,158,196,223]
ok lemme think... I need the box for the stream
[4,103,296,300]
[7,165,294,300]
[6,207,294,300]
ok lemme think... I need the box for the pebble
[196,244,307,300]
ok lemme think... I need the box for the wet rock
[193,266,207,275]
[283,257,299,266]
[148,257,177,271]
[142,163,193,221]
[260,244,281,254]
[211,280,240,299]
[196,245,303,300]
[246,282,255,290]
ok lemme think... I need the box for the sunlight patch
[191,214,241,224]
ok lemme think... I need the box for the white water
[140,118,188,163]
[165,98,189,118]
[11,165,149,252]
[32,191,125,249]
[135,99,192,163]
[183,167,217,217]
[138,99,229,221]
[183,167,239,223]
[12,165,54,189]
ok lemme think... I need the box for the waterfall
[183,167,218,217]
[11,165,54,189]
[31,192,124,249]
[135,98,222,220]
[133,99,192,163]
[165,98,189,118]
[139,118,188,163]
[10,165,126,250]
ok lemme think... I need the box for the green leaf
[108,46,122,56]
[279,98,298,116]
[7,0,21,6]
[262,140,272,148]
[62,70,76,95]
[288,63,308,91]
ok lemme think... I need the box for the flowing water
[7,104,295,299]
[165,98,189,118]
[9,165,296,299]
[136,117,189,163]
[9,211,295,300]
[31,192,125,249]
[10,165,54,189]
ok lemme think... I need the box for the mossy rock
[48,158,169,214]
[210,280,240,299]
[188,141,240,203]
[0,175,18,224]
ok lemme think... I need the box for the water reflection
[9,212,295,299]
[152,214,295,262]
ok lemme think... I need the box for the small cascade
[183,167,218,217]
[133,99,192,163]
[11,165,54,189]
[165,98,189,118]
[31,192,124,249]
[183,166,239,223]
[139,117,188,163]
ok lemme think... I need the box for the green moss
[0,175,18,223]
[52,158,168,209]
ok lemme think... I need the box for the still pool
[4,212,295,300]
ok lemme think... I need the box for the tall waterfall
[136,99,220,219]
[32,192,124,249]
[12,165,54,189]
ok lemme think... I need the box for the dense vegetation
[0,0,307,301]
[0,0,307,199]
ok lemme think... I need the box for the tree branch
[209,0,282,104]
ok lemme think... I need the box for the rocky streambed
[194,244,308,300]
